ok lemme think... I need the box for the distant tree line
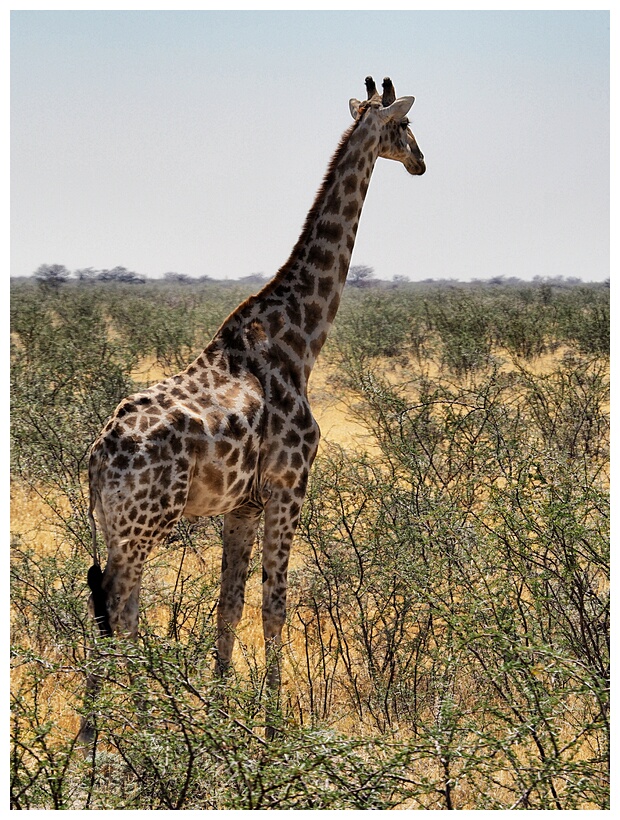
[21,262,607,290]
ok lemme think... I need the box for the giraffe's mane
[271,106,369,284]
[207,106,370,347]
[214,107,369,330]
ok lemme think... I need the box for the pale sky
[10,8,610,282]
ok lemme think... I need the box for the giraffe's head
[349,76,425,176]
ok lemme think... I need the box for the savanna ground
[10,275,609,809]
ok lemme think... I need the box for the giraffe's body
[81,77,425,741]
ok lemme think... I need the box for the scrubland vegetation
[10,273,609,808]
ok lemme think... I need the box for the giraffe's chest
[182,424,264,518]
[182,407,320,519]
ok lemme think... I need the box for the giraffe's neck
[212,112,380,387]
[266,114,379,375]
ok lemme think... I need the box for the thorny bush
[10,278,608,808]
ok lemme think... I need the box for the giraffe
[79,76,425,742]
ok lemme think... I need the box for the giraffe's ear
[380,96,415,122]
[349,98,362,119]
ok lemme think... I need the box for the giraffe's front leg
[215,504,262,676]
[261,486,304,737]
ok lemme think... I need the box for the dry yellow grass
[10,484,67,555]
[10,345,608,808]
[308,364,376,451]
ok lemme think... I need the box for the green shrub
[10,278,609,808]
[293,352,609,808]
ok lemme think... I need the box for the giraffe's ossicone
[80,76,425,743]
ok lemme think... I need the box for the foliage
[10,286,136,542]
[10,525,426,810]
[326,279,608,373]
[10,277,609,808]
[294,351,608,808]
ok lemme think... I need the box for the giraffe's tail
[88,502,99,567]
[87,564,112,637]
[86,455,112,636]
[87,444,102,560]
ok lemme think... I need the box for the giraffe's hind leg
[99,546,149,634]
[215,504,262,676]
[78,668,102,746]
[78,542,149,747]
[78,565,114,746]
[120,577,142,640]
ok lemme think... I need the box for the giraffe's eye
[399,119,410,129]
